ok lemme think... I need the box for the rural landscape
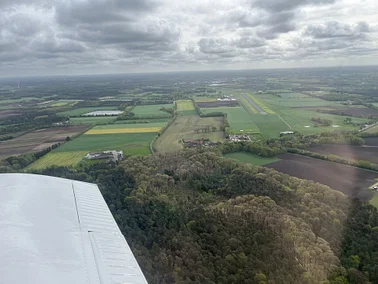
[2,67,378,282]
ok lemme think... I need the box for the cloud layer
[1,0,377,76]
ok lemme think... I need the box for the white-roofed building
[0,173,148,284]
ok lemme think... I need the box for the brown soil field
[0,110,20,119]
[363,137,378,146]
[267,153,378,201]
[300,106,378,117]
[0,125,89,159]
[309,144,378,164]
[196,101,240,108]
[325,107,378,117]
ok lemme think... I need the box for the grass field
[224,152,280,166]
[26,151,88,170]
[86,127,161,134]
[58,106,118,117]
[133,104,172,117]
[201,107,260,134]
[55,132,155,155]
[70,117,117,124]
[277,92,310,98]
[193,97,217,102]
[251,114,291,139]
[0,97,41,104]
[176,100,197,116]
[369,194,378,208]
[252,93,373,135]
[362,123,378,133]
[92,122,167,129]
[155,116,224,153]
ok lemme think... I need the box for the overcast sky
[1,0,378,76]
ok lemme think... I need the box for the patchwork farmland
[27,122,167,169]
[155,116,224,153]
[0,125,89,160]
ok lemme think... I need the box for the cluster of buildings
[182,139,221,148]
[217,96,236,101]
[227,134,251,142]
[84,150,124,162]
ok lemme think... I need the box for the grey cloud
[55,0,158,27]
[253,0,336,12]
[198,38,234,54]
[29,37,87,53]
[53,0,180,56]
[305,21,371,39]
[236,37,266,48]
[229,9,296,38]
[257,21,297,39]
[3,14,43,37]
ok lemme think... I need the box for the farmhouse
[84,150,124,162]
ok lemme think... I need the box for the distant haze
[1,0,378,77]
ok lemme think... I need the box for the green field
[224,152,280,166]
[51,100,80,107]
[91,122,167,130]
[55,132,155,155]
[201,107,259,134]
[193,97,217,102]
[261,93,340,108]
[369,194,378,209]
[276,92,310,98]
[252,93,373,135]
[250,114,291,139]
[26,151,88,170]
[133,104,172,118]
[0,97,41,104]
[58,106,118,117]
[155,116,224,153]
[362,123,378,133]
[113,118,169,124]
[176,100,197,116]
[70,116,117,124]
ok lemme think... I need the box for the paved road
[242,93,266,114]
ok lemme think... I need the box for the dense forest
[28,150,378,283]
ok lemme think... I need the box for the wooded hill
[32,150,378,284]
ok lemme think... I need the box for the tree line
[19,149,378,283]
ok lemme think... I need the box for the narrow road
[241,93,266,114]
